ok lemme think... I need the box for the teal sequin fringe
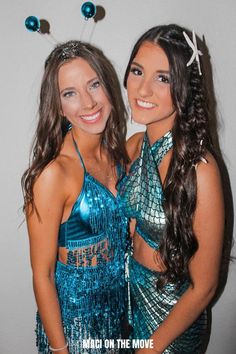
[36,261,127,353]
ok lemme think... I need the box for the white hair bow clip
[183,30,203,75]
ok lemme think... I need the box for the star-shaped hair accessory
[183,30,203,75]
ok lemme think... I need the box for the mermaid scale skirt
[128,256,207,354]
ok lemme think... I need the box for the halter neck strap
[71,133,86,171]
[145,130,173,166]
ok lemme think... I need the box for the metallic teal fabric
[119,131,207,353]
[128,257,207,353]
[119,131,173,249]
[36,138,128,354]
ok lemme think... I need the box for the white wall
[0,1,235,353]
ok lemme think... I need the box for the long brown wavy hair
[124,24,213,286]
[22,40,129,210]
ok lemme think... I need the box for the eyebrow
[131,61,170,74]
[60,87,75,94]
[87,76,99,85]
[131,61,143,69]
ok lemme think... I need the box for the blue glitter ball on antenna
[81,2,96,19]
[25,16,40,32]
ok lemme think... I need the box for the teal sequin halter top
[36,136,128,354]
[118,130,207,353]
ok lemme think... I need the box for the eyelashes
[130,67,142,76]
[129,66,170,84]
[155,74,170,84]
[61,80,101,99]
[90,80,100,89]
[62,91,76,98]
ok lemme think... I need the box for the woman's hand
[153,250,167,272]
[136,349,162,354]
[50,349,69,354]
[52,349,69,354]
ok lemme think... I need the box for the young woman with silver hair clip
[119,24,224,353]
[22,41,130,354]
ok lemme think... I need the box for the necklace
[87,164,116,181]
[70,130,116,181]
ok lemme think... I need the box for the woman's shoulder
[126,131,145,161]
[33,158,67,196]
[195,151,222,193]
[196,151,219,173]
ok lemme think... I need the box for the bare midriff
[133,231,166,272]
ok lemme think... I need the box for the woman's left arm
[139,153,225,353]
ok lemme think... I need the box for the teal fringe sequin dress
[119,131,207,354]
[36,138,128,354]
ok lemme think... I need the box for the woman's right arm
[26,162,69,354]
[126,132,144,236]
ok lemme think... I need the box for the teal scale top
[119,130,173,250]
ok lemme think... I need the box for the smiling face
[58,57,112,136]
[127,41,176,132]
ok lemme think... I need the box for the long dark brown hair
[124,24,213,286]
[22,40,129,209]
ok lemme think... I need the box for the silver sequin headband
[60,41,81,60]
